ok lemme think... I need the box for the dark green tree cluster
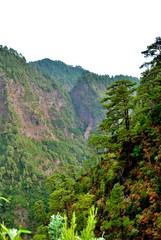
[86,37,161,239]
[0,38,159,240]
[33,37,161,240]
[0,45,88,229]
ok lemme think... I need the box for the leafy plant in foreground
[0,224,31,240]
[48,206,105,240]
[48,213,64,240]
[0,197,31,240]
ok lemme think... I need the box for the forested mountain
[30,59,84,90]
[31,59,139,134]
[30,38,161,240]
[0,46,87,227]
[0,44,139,235]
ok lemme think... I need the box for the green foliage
[137,37,161,130]
[80,206,97,240]
[0,197,31,240]
[0,197,9,206]
[0,224,31,240]
[30,59,84,90]
[0,45,90,227]
[61,213,77,240]
[34,200,47,227]
[100,79,136,136]
[33,226,49,240]
[104,183,138,239]
[48,213,64,240]
[1,39,161,240]
[48,206,104,240]
[70,71,138,132]
[140,36,161,68]
[72,193,95,231]
[88,79,136,178]
[47,170,76,214]
[83,38,161,238]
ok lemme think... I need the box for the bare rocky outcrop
[6,78,58,140]
[84,119,93,140]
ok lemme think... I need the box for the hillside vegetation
[31,38,161,240]
[0,44,139,232]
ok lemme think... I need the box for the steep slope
[37,80,161,239]
[33,39,161,240]
[70,72,139,137]
[31,60,139,138]
[0,45,139,229]
[70,71,113,133]
[0,46,85,150]
[30,58,84,90]
[0,46,86,227]
[0,73,9,130]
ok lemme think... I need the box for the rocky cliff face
[70,71,109,132]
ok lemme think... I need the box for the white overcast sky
[0,0,160,77]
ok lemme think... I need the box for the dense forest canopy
[32,37,161,240]
[1,37,161,239]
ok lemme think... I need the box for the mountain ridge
[0,45,139,227]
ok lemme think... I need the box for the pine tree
[104,183,137,239]
[89,79,136,171]
[100,80,136,135]
[138,37,161,126]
